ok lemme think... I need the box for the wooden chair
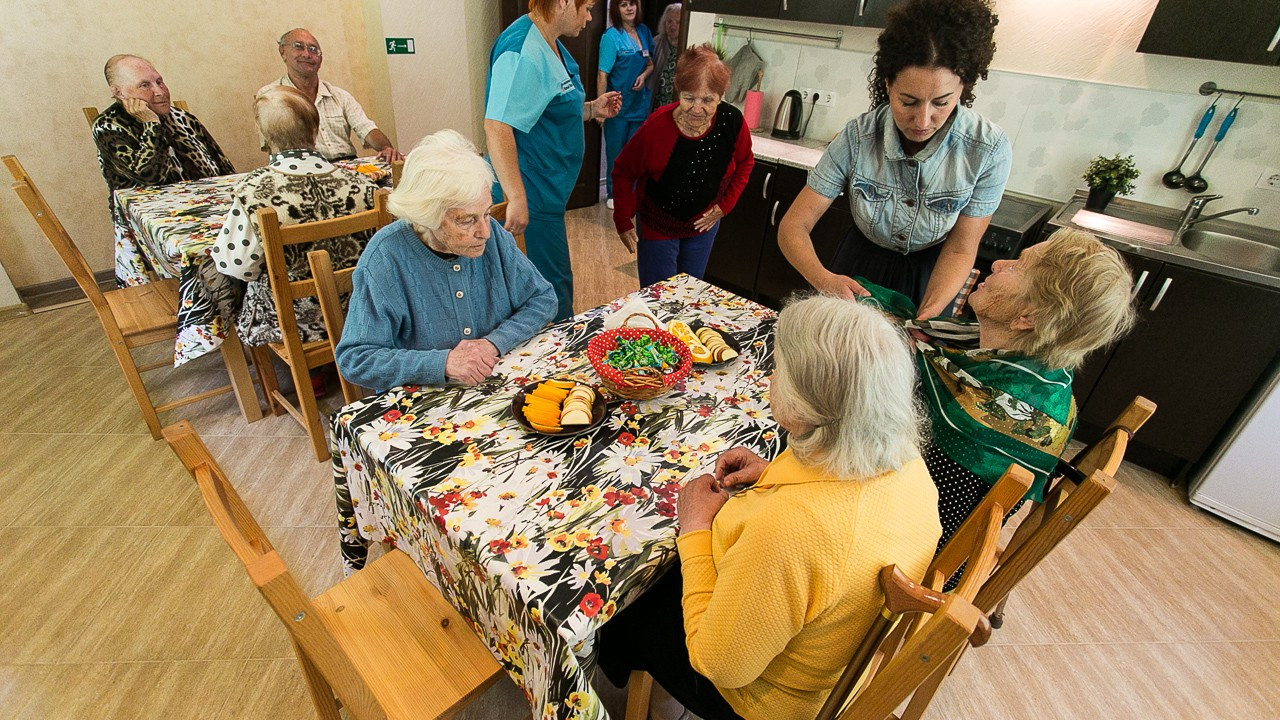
[623,468,1012,720]
[83,100,190,127]
[307,249,368,405]
[253,190,392,460]
[390,159,404,187]
[489,201,526,254]
[162,421,503,719]
[982,396,1157,628]
[4,155,260,438]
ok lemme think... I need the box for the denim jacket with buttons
[807,104,1012,254]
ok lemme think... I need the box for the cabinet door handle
[858,0,867,16]
[783,0,788,10]
[770,201,780,226]
[1132,270,1149,297]
[762,172,773,200]
[1269,22,1280,52]
[1149,278,1172,311]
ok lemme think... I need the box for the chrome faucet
[1173,194,1260,245]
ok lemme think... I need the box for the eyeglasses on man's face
[287,41,322,56]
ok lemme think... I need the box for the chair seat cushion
[311,549,502,720]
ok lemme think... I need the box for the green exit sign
[386,38,415,54]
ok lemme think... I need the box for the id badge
[641,49,650,58]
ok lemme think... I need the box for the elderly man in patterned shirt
[259,28,403,162]
[91,54,236,283]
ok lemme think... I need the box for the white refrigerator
[1190,367,1280,542]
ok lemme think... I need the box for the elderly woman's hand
[591,91,623,120]
[712,446,768,492]
[617,229,638,254]
[445,339,499,386]
[693,204,724,233]
[677,473,731,535]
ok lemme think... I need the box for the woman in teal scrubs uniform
[597,0,653,203]
[486,0,622,321]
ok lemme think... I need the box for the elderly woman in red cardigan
[611,44,754,287]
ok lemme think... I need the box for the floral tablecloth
[332,275,781,720]
[114,160,392,366]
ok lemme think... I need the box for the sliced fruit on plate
[668,320,713,362]
[696,327,739,362]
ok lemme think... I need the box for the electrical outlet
[797,88,837,107]
[1257,168,1280,193]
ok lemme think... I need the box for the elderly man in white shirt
[259,28,403,162]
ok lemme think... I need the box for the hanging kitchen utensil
[1184,97,1242,194]
[1162,95,1219,189]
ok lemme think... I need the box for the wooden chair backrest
[390,159,404,187]
[307,249,367,404]
[813,489,1006,720]
[815,565,991,720]
[4,155,107,310]
[255,189,392,361]
[83,100,189,128]
[971,396,1156,616]
[489,200,526,255]
[162,421,384,719]
[926,464,1034,597]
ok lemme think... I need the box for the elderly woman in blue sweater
[337,129,558,390]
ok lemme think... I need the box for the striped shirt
[258,76,379,160]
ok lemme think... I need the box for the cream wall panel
[0,0,383,287]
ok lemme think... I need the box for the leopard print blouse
[91,102,235,222]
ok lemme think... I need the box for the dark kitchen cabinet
[705,160,776,299]
[1070,251,1166,404]
[1074,258,1280,471]
[1138,0,1280,66]
[686,0,781,18]
[687,0,900,27]
[754,165,853,308]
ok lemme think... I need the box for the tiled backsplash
[703,30,1280,231]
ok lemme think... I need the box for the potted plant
[1082,154,1140,211]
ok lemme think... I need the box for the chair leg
[219,329,263,423]
[625,670,654,720]
[251,346,285,416]
[108,336,164,439]
[286,357,331,462]
[897,645,964,720]
[290,640,342,720]
[990,594,1010,629]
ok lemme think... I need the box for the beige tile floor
[2,203,1277,719]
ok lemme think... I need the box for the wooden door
[499,1,607,210]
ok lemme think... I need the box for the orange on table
[521,379,596,432]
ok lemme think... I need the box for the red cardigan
[611,102,755,241]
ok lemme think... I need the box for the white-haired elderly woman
[337,130,558,390]
[857,228,1135,552]
[598,297,942,720]
[211,84,377,347]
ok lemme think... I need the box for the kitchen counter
[749,132,828,171]
[1047,191,1280,290]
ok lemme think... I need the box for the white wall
[371,0,500,151]
[0,262,20,309]
[690,1,1280,230]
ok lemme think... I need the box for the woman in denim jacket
[778,0,1011,320]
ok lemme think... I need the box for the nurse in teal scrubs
[486,0,622,321]
[597,0,653,203]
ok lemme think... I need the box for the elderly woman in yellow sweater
[598,296,943,720]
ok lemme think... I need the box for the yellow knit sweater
[677,449,942,720]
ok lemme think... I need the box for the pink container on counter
[744,90,764,130]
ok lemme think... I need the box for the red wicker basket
[587,318,693,401]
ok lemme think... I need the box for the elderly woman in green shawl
[860,228,1136,547]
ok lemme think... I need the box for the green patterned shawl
[857,279,1076,502]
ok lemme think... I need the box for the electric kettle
[771,89,804,140]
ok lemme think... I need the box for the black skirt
[829,223,944,307]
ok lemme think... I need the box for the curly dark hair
[867,0,998,110]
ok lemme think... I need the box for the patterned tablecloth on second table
[332,275,782,720]
[113,160,391,366]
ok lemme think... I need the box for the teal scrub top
[486,14,586,212]
[599,25,653,121]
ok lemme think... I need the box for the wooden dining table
[113,159,392,366]
[332,275,782,720]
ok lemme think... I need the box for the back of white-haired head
[387,130,495,230]
[771,295,923,479]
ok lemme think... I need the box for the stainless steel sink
[1180,230,1280,273]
